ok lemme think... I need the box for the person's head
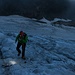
[20,31,24,36]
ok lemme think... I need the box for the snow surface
[51,18,71,23]
[0,15,75,75]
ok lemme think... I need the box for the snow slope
[0,15,75,75]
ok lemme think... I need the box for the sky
[0,0,75,20]
[0,0,75,19]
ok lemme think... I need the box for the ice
[0,15,75,75]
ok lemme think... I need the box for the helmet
[20,31,24,36]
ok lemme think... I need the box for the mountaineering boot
[18,52,21,56]
[22,56,26,60]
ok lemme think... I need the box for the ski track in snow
[0,15,75,75]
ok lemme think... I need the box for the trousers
[16,42,26,57]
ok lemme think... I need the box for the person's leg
[16,42,21,56]
[22,43,26,59]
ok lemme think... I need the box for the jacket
[15,33,28,44]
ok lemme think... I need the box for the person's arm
[15,34,19,43]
